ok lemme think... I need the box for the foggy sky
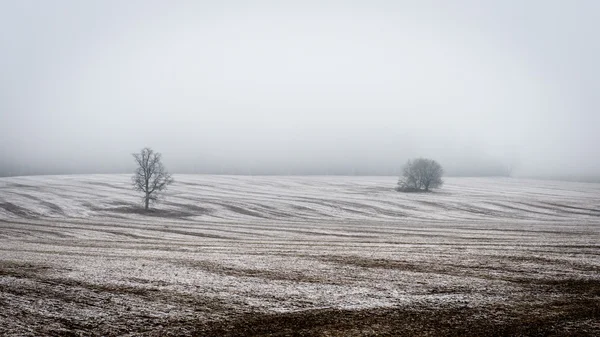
[1,0,599,179]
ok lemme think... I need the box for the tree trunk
[144,196,149,210]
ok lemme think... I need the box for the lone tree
[132,147,174,210]
[397,158,444,192]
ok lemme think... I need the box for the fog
[1,0,599,179]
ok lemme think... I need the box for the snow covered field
[1,175,599,335]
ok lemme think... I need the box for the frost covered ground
[0,175,599,336]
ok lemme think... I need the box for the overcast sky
[1,0,599,178]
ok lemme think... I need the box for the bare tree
[397,158,443,192]
[132,148,174,210]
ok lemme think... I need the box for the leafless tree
[397,158,443,192]
[132,147,173,210]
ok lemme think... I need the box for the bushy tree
[397,158,443,192]
[132,147,173,210]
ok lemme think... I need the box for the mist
[1,0,599,180]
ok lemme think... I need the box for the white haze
[1,0,599,179]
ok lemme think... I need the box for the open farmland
[0,175,599,336]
